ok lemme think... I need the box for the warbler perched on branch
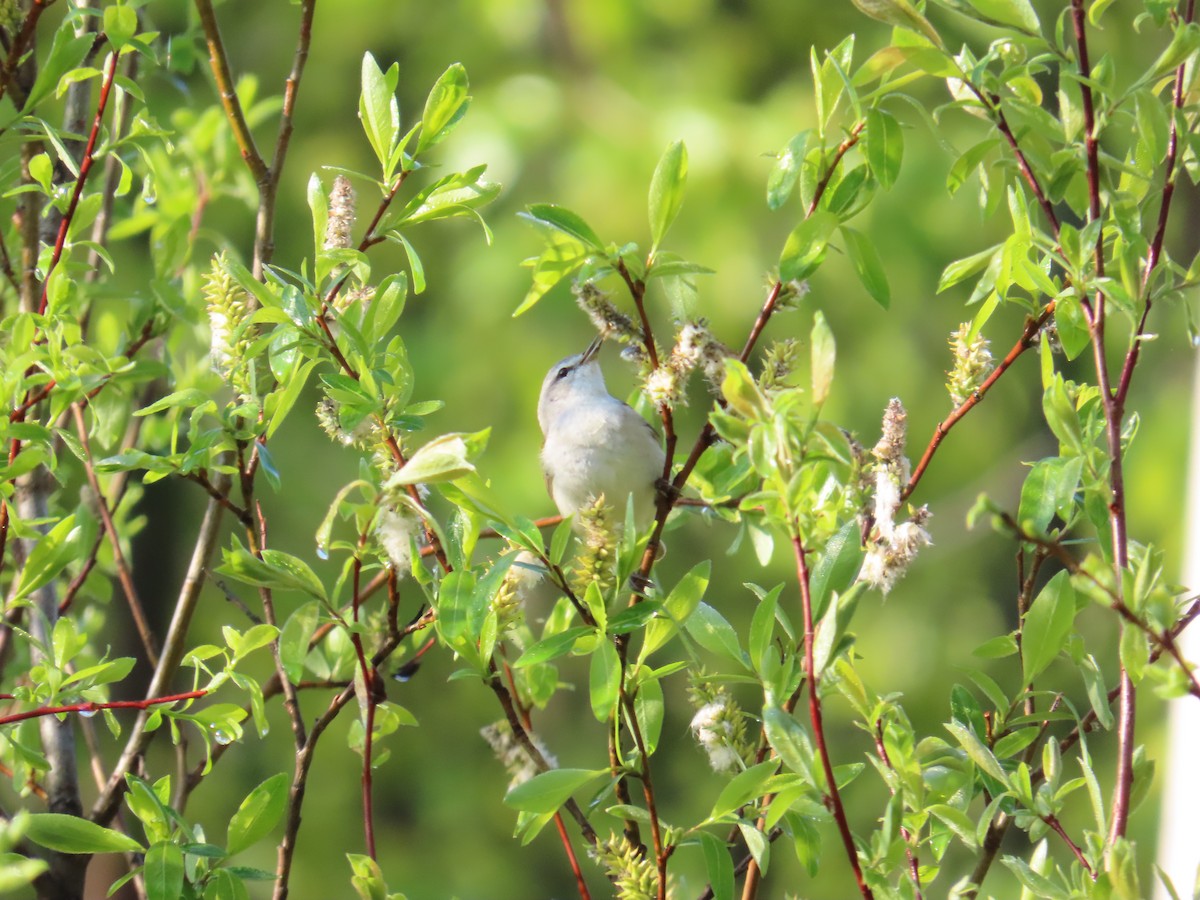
[537,337,665,530]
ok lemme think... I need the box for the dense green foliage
[0,1,1196,899]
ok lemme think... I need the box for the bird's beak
[581,335,603,363]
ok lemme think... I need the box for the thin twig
[793,533,872,899]
[38,49,121,316]
[70,403,159,666]
[0,691,205,726]
[193,0,268,184]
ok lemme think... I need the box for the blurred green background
[46,0,1198,897]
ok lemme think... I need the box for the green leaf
[417,63,469,155]
[513,232,591,316]
[279,602,319,684]
[1145,21,1200,84]
[766,132,809,211]
[709,760,778,821]
[945,721,1008,783]
[763,706,814,782]
[1022,570,1077,683]
[589,640,621,722]
[851,0,943,46]
[260,550,327,601]
[928,804,980,848]
[640,560,710,659]
[993,727,1039,759]
[949,0,1040,31]
[685,602,744,664]
[865,109,903,189]
[503,768,607,813]
[810,310,836,406]
[216,543,327,601]
[1120,626,1149,684]
[1053,293,1090,360]
[973,634,1018,658]
[388,430,489,485]
[631,674,664,755]
[779,210,838,282]
[808,521,863,622]
[359,53,399,171]
[104,5,139,50]
[23,814,143,854]
[143,842,185,900]
[12,515,78,602]
[514,626,593,667]
[698,832,735,900]
[840,226,890,308]
[520,204,604,251]
[1080,654,1113,729]
[23,27,93,112]
[1017,457,1083,535]
[648,140,688,251]
[226,773,289,856]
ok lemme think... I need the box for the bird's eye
[556,366,571,380]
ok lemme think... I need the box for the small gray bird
[538,338,666,530]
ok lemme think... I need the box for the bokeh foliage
[0,1,1195,898]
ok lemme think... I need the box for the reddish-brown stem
[903,307,1052,501]
[350,548,379,860]
[620,688,669,899]
[38,48,121,316]
[963,82,1060,241]
[1069,0,1137,846]
[793,533,872,899]
[872,720,924,900]
[487,668,598,843]
[1117,0,1197,410]
[552,812,593,900]
[807,121,865,217]
[193,0,267,184]
[0,691,205,726]
[1045,815,1095,879]
[70,403,159,666]
[361,693,378,859]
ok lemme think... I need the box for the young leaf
[763,706,815,782]
[23,814,143,854]
[12,515,79,602]
[945,721,1008,782]
[143,842,184,900]
[865,108,903,189]
[840,226,890,308]
[698,832,735,900]
[503,768,607,813]
[514,626,593,667]
[808,520,863,622]
[1017,456,1083,535]
[640,560,711,659]
[387,430,490,485]
[416,63,469,155]
[226,773,289,856]
[766,132,809,210]
[851,0,943,46]
[810,310,836,406]
[520,204,604,251]
[685,603,744,664]
[589,640,621,722]
[1021,570,1077,684]
[709,760,778,821]
[648,140,688,252]
[779,210,838,282]
[359,53,399,171]
[104,6,139,51]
